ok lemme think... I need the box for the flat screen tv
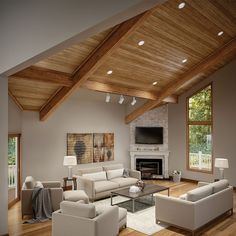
[135,127,163,144]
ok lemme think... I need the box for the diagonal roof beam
[39,10,154,121]
[9,66,73,87]
[125,38,236,124]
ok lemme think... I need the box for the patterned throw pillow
[123,168,129,178]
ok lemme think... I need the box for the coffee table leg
[111,193,113,206]
[132,199,135,213]
[168,188,170,196]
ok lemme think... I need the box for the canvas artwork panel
[67,133,114,164]
[93,133,114,163]
[67,133,93,164]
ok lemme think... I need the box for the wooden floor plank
[8,180,236,236]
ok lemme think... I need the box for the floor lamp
[63,156,77,179]
[215,158,229,180]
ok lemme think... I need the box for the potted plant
[172,170,181,183]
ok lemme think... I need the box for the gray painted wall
[0,76,8,235]
[21,92,130,182]
[0,0,165,75]
[169,60,236,186]
[8,97,22,134]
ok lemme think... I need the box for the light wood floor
[8,180,236,236]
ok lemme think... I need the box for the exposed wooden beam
[8,90,24,111]
[10,66,72,87]
[40,11,153,121]
[82,80,159,100]
[162,95,178,104]
[125,38,236,124]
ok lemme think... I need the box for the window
[187,84,213,173]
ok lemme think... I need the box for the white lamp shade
[63,156,77,166]
[215,158,229,169]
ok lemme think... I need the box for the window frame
[186,83,213,174]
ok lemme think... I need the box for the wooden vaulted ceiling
[8,0,236,123]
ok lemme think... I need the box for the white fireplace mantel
[130,150,170,178]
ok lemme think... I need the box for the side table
[63,177,77,191]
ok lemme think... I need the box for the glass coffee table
[110,184,169,213]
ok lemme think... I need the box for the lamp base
[219,168,224,180]
[68,166,73,179]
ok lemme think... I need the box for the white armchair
[52,201,127,236]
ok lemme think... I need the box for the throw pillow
[24,176,36,189]
[83,171,107,181]
[35,181,44,188]
[106,168,124,180]
[123,168,129,178]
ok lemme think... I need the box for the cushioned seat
[110,177,138,188]
[94,181,119,193]
[63,190,89,203]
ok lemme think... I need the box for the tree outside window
[187,84,212,172]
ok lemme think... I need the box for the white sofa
[155,179,233,235]
[52,200,127,236]
[75,164,141,202]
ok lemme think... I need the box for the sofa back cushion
[24,176,36,189]
[60,201,96,219]
[211,179,229,193]
[186,185,213,202]
[106,168,124,180]
[78,167,103,176]
[83,171,107,181]
[103,164,123,171]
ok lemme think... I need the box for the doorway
[8,134,21,208]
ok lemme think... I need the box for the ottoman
[63,190,89,203]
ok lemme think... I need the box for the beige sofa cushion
[211,179,229,193]
[110,177,137,187]
[94,181,119,193]
[106,169,124,180]
[83,171,107,181]
[63,190,89,203]
[103,164,123,171]
[60,201,96,219]
[24,176,36,189]
[186,185,213,202]
[78,167,103,176]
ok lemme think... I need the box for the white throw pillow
[106,168,124,180]
[83,171,107,181]
[24,176,36,189]
[35,181,44,188]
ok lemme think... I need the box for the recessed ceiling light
[107,70,113,75]
[217,31,224,36]
[138,40,145,46]
[152,81,158,86]
[182,58,187,63]
[178,2,185,9]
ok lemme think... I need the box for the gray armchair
[21,176,63,218]
[52,201,127,236]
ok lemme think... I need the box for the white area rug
[94,196,168,235]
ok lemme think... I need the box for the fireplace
[136,158,163,179]
[130,150,169,179]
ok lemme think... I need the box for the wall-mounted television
[135,127,163,144]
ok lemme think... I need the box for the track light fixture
[105,93,110,103]
[119,95,124,104]
[131,97,136,106]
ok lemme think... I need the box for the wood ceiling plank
[10,66,72,87]
[82,80,159,100]
[40,11,155,121]
[125,38,236,123]
[8,90,24,111]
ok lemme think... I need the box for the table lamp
[215,158,229,179]
[63,156,77,179]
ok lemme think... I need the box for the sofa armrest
[155,194,195,230]
[94,205,119,236]
[42,181,61,188]
[197,181,210,187]
[52,210,96,236]
[129,169,141,180]
[50,188,63,211]
[77,176,95,200]
[21,189,33,217]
